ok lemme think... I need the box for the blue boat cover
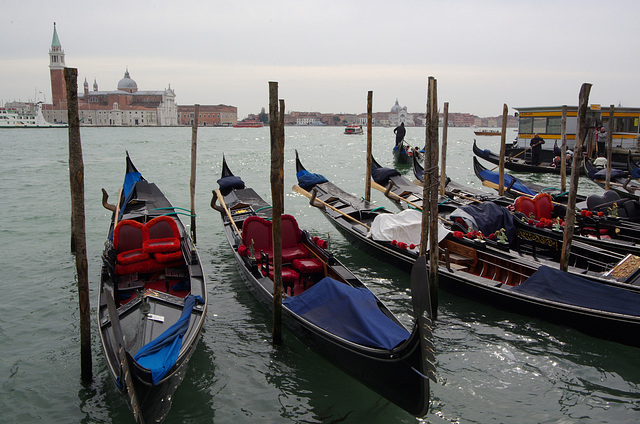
[509,266,640,316]
[134,294,205,384]
[457,201,517,244]
[217,175,245,195]
[594,168,626,180]
[283,277,409,350]
[633,167,640,179]
[297,170,328,191]
[478,168,537,196]
[119,170,143,219]
[371,166,400,186]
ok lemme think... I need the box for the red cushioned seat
[143,216,181,254]
[292,258,323,273]
[281,214,308,261]
[242,216,272,259]
[114,220,149,266]
[514,196,538,220]
[533,193,553,220]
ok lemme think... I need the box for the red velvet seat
[143,215,181,254]
[242,216,273,259]
[514,196,538,220]
[533,193,553,220]
[113,220,149,266]
[280,214,309,261]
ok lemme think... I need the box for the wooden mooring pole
[269,82,285,344]
[498,104,508,196]
[560,105,568,192]
[190,104,199,244]
[65,67,92,382]
[421,76,439,319]
[439,102,449,196]
[560,83,592,271]
[365,91,373,202]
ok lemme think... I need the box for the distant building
[177,104,237,126]
[40,23,236,126]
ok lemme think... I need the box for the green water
[1,126,638,423]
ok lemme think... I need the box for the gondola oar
[103,288,143,423]
[370,180,424,210]
[489,142,535,171]
[213,189,242,237]
[292,184,370,230]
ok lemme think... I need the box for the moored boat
[0,101,66,128]
[211,157,435,417]
[293,151,640,347]
[233,120,264,128]
[584,155,640,200]
[474,129,502,136]
[98,153,207,423]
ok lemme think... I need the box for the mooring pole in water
[65,67,92,382]
[561,105,568,192]
[365,91,373,202]
[605,105,615,191]
[439,102,449,196]
[190,104,199,244]
[498,104,508,196]
[269,81,284,344]
[421,76,439,319]
[560,83,592,271]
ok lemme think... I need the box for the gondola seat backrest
[514,196,538,220]
[113,219,149,265]
[242,216,273,259]
[280,215,308,261]
[533,192,553,220]
[143,216,181,254]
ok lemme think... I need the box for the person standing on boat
[530,133,545,165]
[597,126,608,156]
[394,122,406,147]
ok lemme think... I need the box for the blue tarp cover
[633,167,640,179]
[594,168,626,180]
[478,168,537,196]
[134,294,205,384]
[119,171,143,219]
[371,166,400,186]
[217,175,245,195]
[296,170,329,191]
[509,266,640,316]
[457,201,517,243]
[283,277,409,350]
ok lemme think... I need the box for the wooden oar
[113,187,123,228]
[292,184,370,230]
[489,143,536,171]
[214,189,242,236]
[370,180,424,210]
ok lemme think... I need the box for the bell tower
[49,22,66,107]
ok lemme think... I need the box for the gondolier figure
[394,122,406,147]
[530,133,545,165]
[597,126,608,156]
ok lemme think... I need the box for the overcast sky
[2,0,639,118]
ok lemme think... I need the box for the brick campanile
[49,22,66,107]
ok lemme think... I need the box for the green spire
[51,22,61,47]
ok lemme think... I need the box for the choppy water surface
[1,126,638,423]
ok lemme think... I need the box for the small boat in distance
[344,124,363,134]
[0,102,66,128]
[233,120,264,128]
[474,129,501,136]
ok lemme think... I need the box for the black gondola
[472,139,578,174]
[98,153,208,424]
[584,154,640,200]
[393,139,421,165]
[293,151,640,348]
[210,157,434,418]
[472,156,586,204]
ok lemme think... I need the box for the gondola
[473,139,579,175]
[210,157,434,418]
[393,139,421,165]
[584,154,640,200]
[293,151,640,348]
[411,153,511,207]
[98,153,208,424]
[473,156,586,204]
[370,156,479,213]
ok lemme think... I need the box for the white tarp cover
[368,209,449,252]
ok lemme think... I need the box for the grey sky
[2,0,638,118]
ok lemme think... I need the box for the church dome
[391,98,402,113]
[117,69,137,92]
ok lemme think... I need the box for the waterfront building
[177,104,237,126]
